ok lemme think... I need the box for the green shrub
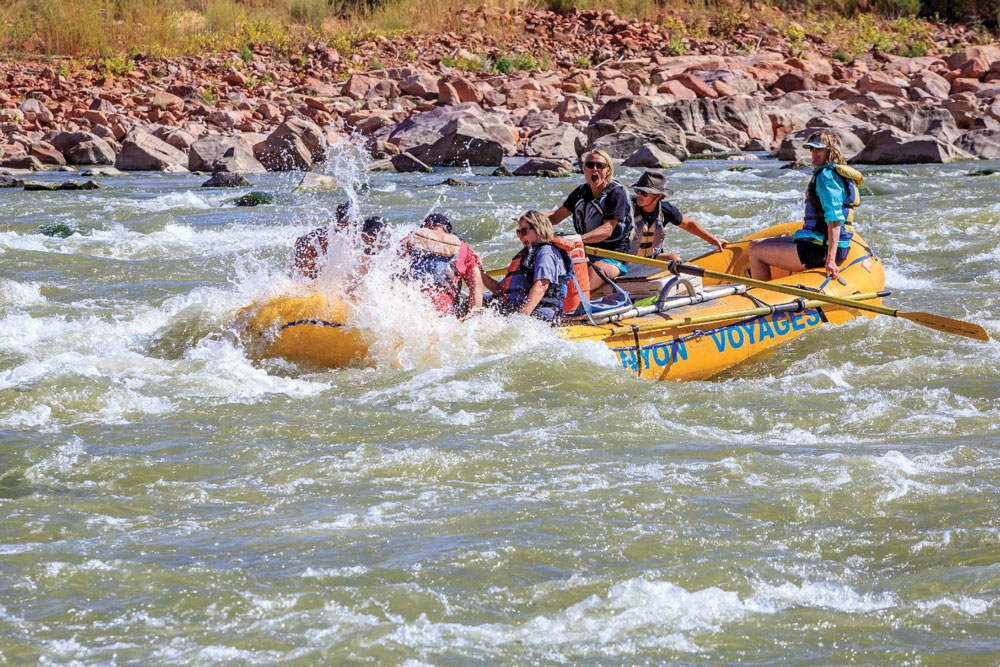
[493,54,513,73]
[512,52,538,70]
[542,0,577,14]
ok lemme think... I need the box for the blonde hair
[520,210,555,242]
[583,148,615,179]
[808,131,846,165]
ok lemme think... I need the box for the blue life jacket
[406,250,460,304]
[572,179,634,253]
[797,164,862,249]
[502,242,572,313]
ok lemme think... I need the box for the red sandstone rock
[29,141,66,166]
[437,81,461,106]
[857,72,908,98]
[342,74,380,100]
[671,73,716,98]
[598,78,631,98]
[771,71,816,93]
[657,80,697,99]
[150,91,184,113]
[951,77,986,95]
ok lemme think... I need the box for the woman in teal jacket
[748,132,862,281]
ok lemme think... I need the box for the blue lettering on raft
[617,339,688,372]
[617,308,826,371]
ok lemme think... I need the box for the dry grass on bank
[0,0,994,61]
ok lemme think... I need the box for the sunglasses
[515,224,531,237]
[584,161,608,170]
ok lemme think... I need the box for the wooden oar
[560,293,886,342]
[585,247,990,342]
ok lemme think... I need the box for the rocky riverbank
[2,7,1000,183]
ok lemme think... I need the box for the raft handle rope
[280,319,343,331]
[818,252,875,291]
[631,325,643,373]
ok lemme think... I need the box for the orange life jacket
[551,235,590,313]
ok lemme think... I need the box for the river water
[2,149,999,665]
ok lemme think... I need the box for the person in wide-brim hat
[628,170,728,270]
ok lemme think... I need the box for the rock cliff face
[1,8,999,174]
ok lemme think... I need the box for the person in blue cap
[748,132,862,281]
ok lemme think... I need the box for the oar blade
[902,311,990,341]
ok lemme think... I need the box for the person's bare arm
[679,217,727,251]
[520,279,550,316]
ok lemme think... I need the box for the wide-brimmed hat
[630,171,674,197]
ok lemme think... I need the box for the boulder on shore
[253,116,328,171]
[524,124,587,162]
[189,137,266,174]
[391,152,434,173]
[412,118,506,167]
[851,126,974,164]
[51,131,116,165]
[954,129,1000,159]
[115,128,187,171]
[623,144,682,168]
[513,158,572,177]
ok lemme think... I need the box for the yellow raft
[562,222,884,381]
[235,222,885,380]
[235,291,369,368]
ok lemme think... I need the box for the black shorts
[796,241,848,269]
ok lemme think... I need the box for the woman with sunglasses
[547,148,633,293]
[481,211,571,322]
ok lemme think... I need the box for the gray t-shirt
[507,244,567,321]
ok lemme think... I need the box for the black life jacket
[571,179,634,253]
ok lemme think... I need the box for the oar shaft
[585,246,901,317]
[585,246,989,341]
[564,293,885,341]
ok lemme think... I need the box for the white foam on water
[0,230,49,253]
[883,265,936,290]
[301,600,382,647]
[40,636,88,661]
[180,337,329,401]
[912,530,952,553]
[24,438,92,485]
[132,190,217,213]
[388,577,750,656]
[3,403,53,429]
[71,220,296,261]
[915,596,992,616]
[749,579,897,614]
[0,279,46,307]
[91,385,174,424]
[194,645,263,663]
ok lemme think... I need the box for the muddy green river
[1,151,998,664]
